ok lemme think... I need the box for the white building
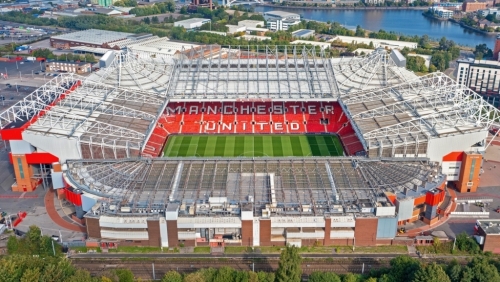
[290,40,331,50]
[329,35,418,50]
[457,59,500,108]
[238,20,265,28]
[479,8,500,18]
[292,29,315,39]
[429,7,454,19]
[263,11,301,21]
[236,35,272,41]
[226,25,246,34]
[264,11,301,31]
[174,18,211,30]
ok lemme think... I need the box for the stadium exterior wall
[426,131,486,162]
[84,214,404,248]
[22,132,81,163]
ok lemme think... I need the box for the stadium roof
[65,158,444,216]
[341,72,500,156]
[0,74,168,160]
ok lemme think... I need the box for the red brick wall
[147,220,161,247]
[241,220,253,246]
[354,218,378,246]
[324,218,331,246]
[167,220,178,247]
[85,217,101,239]
[259,219,271,246]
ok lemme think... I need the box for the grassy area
[108,246,174,253]
[224,246,254,254]
[334,245,408,254]
[164,134,344,157]
[193,247,211,254]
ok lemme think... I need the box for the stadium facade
[0,46,497,248]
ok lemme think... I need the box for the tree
[180,6,188,14]
[342,273,357,282]
[275,245,302,282]
[161,270,182,282]
[355,25,365,37]
[309,271,341,282]
[143,17,150,24]
[151,16,159,24]
[468,257,500,282]
[114,269,134,282]
[419,35,430,48]
[412,263,450,282]
[386,256,421,282]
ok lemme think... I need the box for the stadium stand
[149,101,365,156]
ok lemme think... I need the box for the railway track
[73,259,391,280]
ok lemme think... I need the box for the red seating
[142,100,365,157]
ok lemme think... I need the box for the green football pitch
[163,135,344,157]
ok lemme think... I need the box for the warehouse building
[174,18,211,30]
[50,29,153,50]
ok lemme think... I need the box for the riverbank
[449,18,498,36]
[255,3,428,11]
[421,11,447,21]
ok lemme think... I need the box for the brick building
[462,0,487,12]
[475,220,500,253]
[45,61,92,74]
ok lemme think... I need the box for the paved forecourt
[163,135,344,157]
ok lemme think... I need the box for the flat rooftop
[264,11,299,18]
[478,220,500,234]
[51,29,134,45]
[175,18,210,25]
[292,29,315,37]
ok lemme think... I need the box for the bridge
[221,0,262,7]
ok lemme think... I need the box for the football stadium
[1,45,499,248]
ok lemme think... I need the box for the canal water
[253,6,494,48]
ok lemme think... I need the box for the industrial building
[174,18,211,30]
[329,35,418,50]
[50,29,153,50]
[291,29,315,39]
[0,46,497,248]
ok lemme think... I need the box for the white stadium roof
[1,45,499,163]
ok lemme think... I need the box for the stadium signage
[166,104,335,115]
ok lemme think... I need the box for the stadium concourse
[1,46,499,249]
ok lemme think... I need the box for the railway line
[72,258,391,280]
[71,256,471,280]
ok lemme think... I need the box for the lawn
[163,134,344,157]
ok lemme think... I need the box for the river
[253,6,494,48]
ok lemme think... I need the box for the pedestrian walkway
[44,188,85,232]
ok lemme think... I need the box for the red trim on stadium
[443,151,464,162]
[0,81,81,141]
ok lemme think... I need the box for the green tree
[309,271,341,282]
[355,25,365,37]
[143,17,150,24]
[275,245,302,282]
[161,270,182,282]
[468,257,500,282]
[412,263,450,282]
[386,256,421,282]
[213,266,234,282]
[342,273,357,282]
[151,16,159,24]
[180,6,188,14]
[114,269,134,282]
